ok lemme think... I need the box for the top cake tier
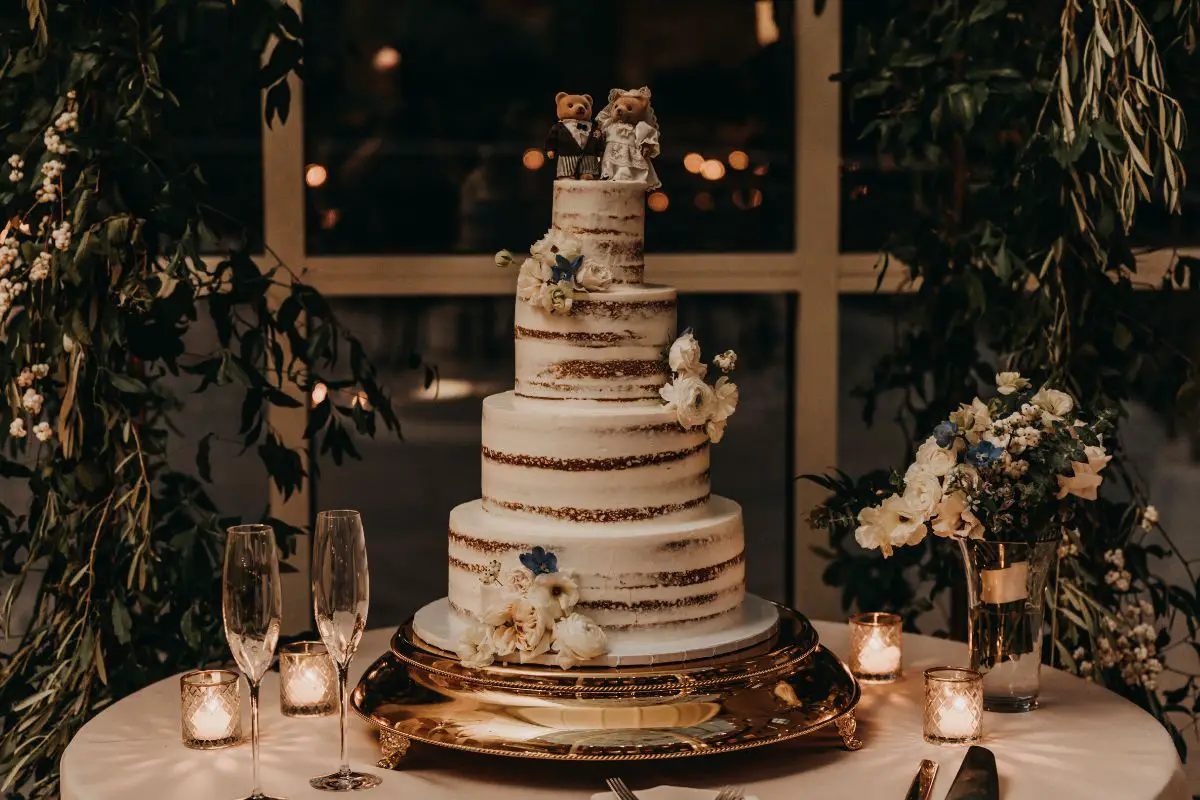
[552,179,645,285]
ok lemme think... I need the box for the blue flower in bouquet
[519,546,558,575]
[965,440,1004,467]
[933,420,957,448]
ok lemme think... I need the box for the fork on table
[604,778,745,800]
[715,788,745,800]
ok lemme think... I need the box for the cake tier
[447,496,745,636]
[482,391,709,523]
[514,284,675,404]
[553,179,645,285]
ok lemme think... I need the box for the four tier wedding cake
[412,92,779,669]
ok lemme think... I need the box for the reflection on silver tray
[351,605,861,762]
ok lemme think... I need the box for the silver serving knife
[904,759,938,800]
[945,745,999,800]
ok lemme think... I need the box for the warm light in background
[414,378,478,402]
[319,208,340,229]
[694,192,715,211]
[305,163,328,188]
[752,163,769,176]
[700,159,725,181]
[522,148,545,170]
[352,391,371,411]
[728,150,750,170]
[647,191,669,212]
[755,0,780,46]
[311,382,328,407]
[683,152,704,174]
[734,189,764,209]
[372,46,401,71]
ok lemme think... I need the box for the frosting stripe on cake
[483,495,709,523]
[482,441,706,471]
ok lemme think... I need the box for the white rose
[530,228,583,265]
[1031,386,1074,421]
[528,571,580,618]
[516,258,551,304]
[996,371,1030,396]
[574,262,613,292]
[854,493,927,558]
[902,467,943,517]
[482,597,548,657]
[505,568,533,594]
[914,436,956,477]
[660,375,715,429]
[456,622,496,669]
[551,613,609,668]
[668,332,706,378]
[711,376,738,423]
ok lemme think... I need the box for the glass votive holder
[923,666,984,745]
[848,611,903,683]
[279,641,337,717]
[180,669,242,749]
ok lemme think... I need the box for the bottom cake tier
[448,496,747,639]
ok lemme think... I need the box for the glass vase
[958,536,1056,712]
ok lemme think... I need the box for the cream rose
[516,258,551,304]
[902,466,943,517]
[914,436,956,477]
[660,375,715,429]
[528,571,580,618]
[574,262,613,291]
[1032,386,1074,421]
[1056,444,1110,501]
[668,332,707,378]
[456,622,496,669]
[482,597,548,656]
[505,567,533,594]
[995,371,1030,396]
[551,613,609,668]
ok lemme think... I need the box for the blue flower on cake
[519,545,558,576]
[660,332,739,444]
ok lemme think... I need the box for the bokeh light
[522,148,545,170]
[683,153,704,174]
[305,163,328,188]
[647,191,669,212]
[728,150,750,170]
[694,192,715,211]
[700,159,726,181]
[372,46,401,71]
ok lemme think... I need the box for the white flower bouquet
[855,374,1115,556]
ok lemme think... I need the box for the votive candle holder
[923,666,984,745]
[848,612,903,683]
[180,669,242,749]
[279,640,337,717]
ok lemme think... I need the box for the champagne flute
[310,509,381,791]
[222,524,284,800]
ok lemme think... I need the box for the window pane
[303,0,795,256]
[315,294,792,627]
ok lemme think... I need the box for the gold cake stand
[351,603,862,767]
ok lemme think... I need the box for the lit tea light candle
[924,666,983,745]
[180,670,241,750]
[848,612,903,683]
[280,641,337,717]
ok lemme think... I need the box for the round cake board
[412,594,780,668]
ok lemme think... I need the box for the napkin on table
[591,787,760,800]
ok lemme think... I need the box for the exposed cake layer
[447,496,745,634]
[513,284,674,404]
[481,391,709,523]
[553,179,645,284]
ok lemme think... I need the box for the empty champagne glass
[223,524,284,800]
[310,509,380,791]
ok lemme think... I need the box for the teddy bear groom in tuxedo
[545,92,603,180]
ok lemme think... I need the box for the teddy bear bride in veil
[597,86,661,190]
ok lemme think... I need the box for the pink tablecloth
[61,620,1188,799]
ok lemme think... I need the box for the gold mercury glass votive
[279,640,337,717]
[848,611,903,683]
[924,666,984,745]
[180,669,242,749]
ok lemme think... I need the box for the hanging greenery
[810,0,1200,754]
[0,3,425,795]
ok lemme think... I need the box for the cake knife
[903,759,938,800]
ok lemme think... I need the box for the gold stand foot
[377,730,412,769]
[835,712,863,751]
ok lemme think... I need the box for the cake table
[60,621,1189,800]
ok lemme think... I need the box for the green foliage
[812,0,1200,756]
[0,2,423,795]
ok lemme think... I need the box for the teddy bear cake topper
[545,86,660,191]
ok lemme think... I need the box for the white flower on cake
[542,280,574,315]
[668,332,706,378]
[528,570,580,617]
[483,596,549,658]
[530,228,583,265]
[456,622,497,669]
[1031,386,1074,421]
[517,258,551,304]
[995,371,1030,396]
[713,350,737,373]
[712,376,738,423]
[573,262,613,291]
[506,567,533,594]
[914,436,956,477]
[494,249,515,268]
[551,613,609,669]
[660,374,715,429]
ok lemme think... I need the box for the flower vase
[958,536,1056,712]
